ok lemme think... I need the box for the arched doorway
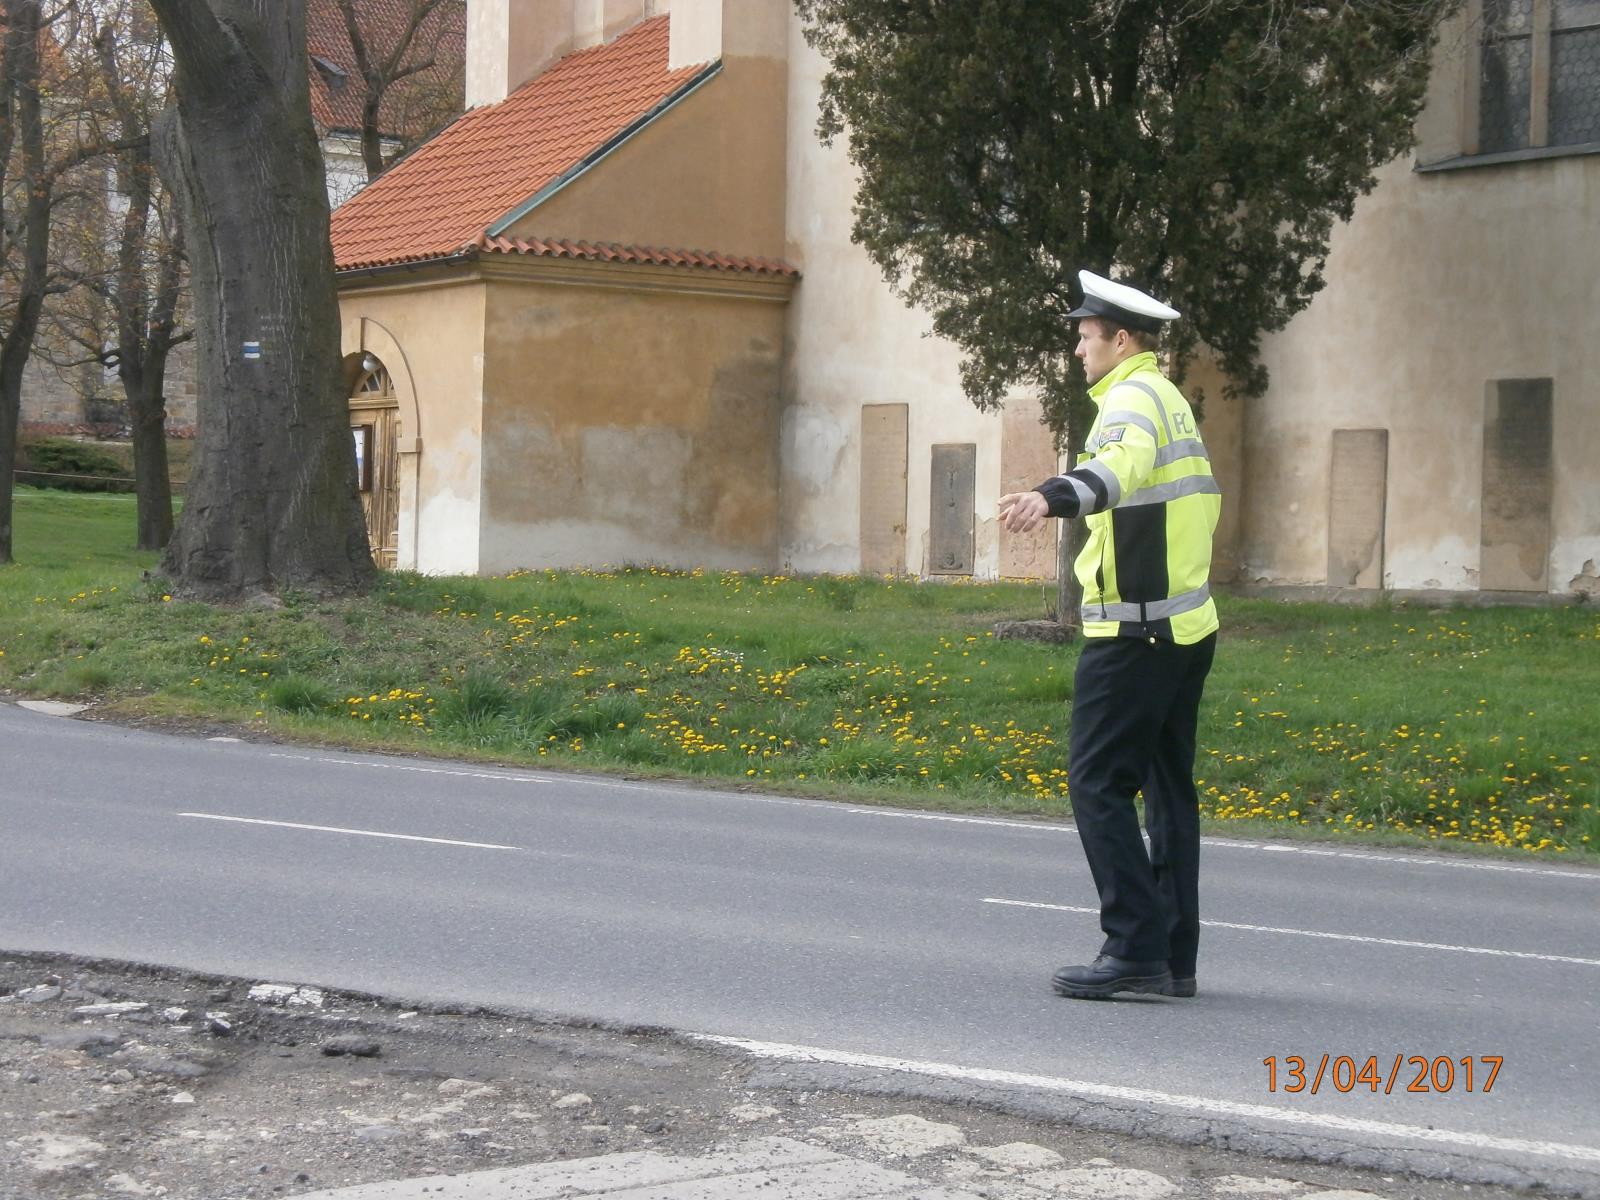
[348,357,400,568]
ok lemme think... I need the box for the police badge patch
[1097,426,1127,448]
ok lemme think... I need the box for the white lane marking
[983,898,1600,967]
[1205,839,1599,880]
[848,809,1066,834]
[263,752,1599,881]
[262,751,807,805]
[846,808,1598,881]
[177,812,521,851]
[267,751,564,787]
[690,1034,1600,1167]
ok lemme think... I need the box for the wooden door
[349,364,400,569]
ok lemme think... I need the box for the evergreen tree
[796,0,1456,440]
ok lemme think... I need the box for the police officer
[999,270,1220,1000]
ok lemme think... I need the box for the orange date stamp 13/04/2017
[1263,1055,1503,1095]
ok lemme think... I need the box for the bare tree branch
[330,0,462,181]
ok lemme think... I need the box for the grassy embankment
[2,486,1596,859]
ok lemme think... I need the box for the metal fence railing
[15,469,188,492]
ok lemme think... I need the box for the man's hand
[999,490,1049,534]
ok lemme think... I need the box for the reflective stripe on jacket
[1034,352,1220,645]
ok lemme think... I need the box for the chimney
[466,0,666,108]
[668,0,785,70]
[574,1,661,49]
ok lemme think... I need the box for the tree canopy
[796,0,1457,441]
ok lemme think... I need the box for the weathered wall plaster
[338,281,488,575]
[779,21,1031,578]
[476,272,786,573]
[1242,12,1600,593]
[504,20,787,262]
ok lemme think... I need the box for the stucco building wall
[778,19,1051,579]
[508,54,788,262]
[336,260,789,577]
[1179,357,1245,584]
[475,264,788,573]
[1240,13,1600,593]
[339,279,488,576]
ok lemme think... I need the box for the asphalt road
[4,701,1598,1190]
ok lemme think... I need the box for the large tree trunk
[124,360,175,551]
[1052,360,1095,635]
[1055,513,1087,632]
[114,189,183,553]
[0,0,51,565]
[147,0,372,600]
[0,360,19,564]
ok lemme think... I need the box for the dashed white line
[1204,839,1600,879]
[690,1034,1600,1166]
[846,809,1070,833]
[261,751,808,805]
[177,812,521,851]
[260,750,1599,880]
[983,898,1600,967]
[845,808,1598,880]
[266,751,563,788]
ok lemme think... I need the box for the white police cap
[1066,269,1181,334]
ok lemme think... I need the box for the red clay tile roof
[473,234,798,277]
[333,15,735,274]
[307,0,465,139]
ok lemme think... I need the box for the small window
[357,365,392,396]
[353,424,373,492]
[310,54,349,94]
[1550,0,1600,144]
[1479,0,1600,153]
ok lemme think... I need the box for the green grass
[3,486,1597,860]
[0,489,157,586]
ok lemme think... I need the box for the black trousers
[1068,633,1216,973]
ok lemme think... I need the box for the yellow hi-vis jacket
[1034,352,1220,645]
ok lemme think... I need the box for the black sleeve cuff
[1033,479,1079,519]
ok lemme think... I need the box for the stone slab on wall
[999,396,1058,580]
[928,443,975,575]
[859,403,907,575]
[1327,428,1388,588]
[1480,378,1552,592]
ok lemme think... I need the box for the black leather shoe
[1162,976,1196,998]
[1051,955,1173,999]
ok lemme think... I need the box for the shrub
[17,438,132,493]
